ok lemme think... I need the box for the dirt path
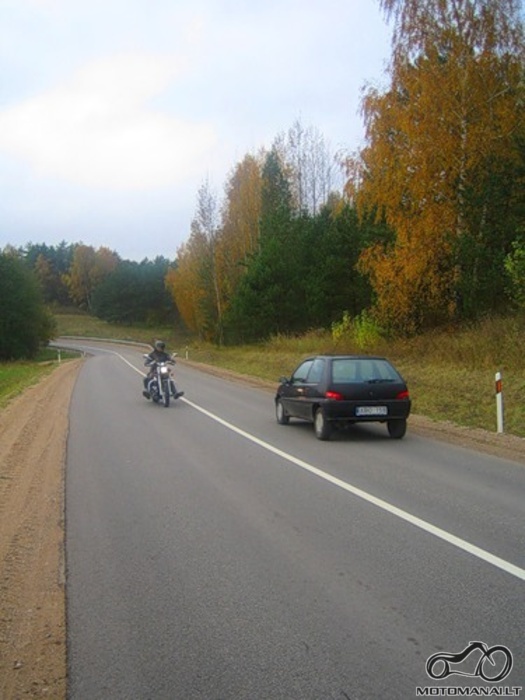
[0,359,82,700]
[0,357,523,699]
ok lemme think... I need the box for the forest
[169,0,525,342]
[1,0,524,359]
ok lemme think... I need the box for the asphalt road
[61,340,525,699]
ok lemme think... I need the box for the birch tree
[350,0,524,332]
[279,119,337,215]
[166,237,208,336]
[219,153,263,300]
[166,178,225,342]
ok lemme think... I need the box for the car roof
[305,354,389,361]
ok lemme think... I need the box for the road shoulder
[0,359,82,700]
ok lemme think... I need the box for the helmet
[154,340,165,351]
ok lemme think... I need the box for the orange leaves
[165,239,208,336]
[166,155,264,341]
[220,154,263,293]
[353,2,524,333]
[359,224,457,334]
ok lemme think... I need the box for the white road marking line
[96,346,524,583]
[74,346,146,376]
[182,397,525,582]
[115,352,146,376]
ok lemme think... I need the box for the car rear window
[331,358,402,383]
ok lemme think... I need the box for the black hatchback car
[275,355,411,440]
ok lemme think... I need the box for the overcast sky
[0,0,392,262]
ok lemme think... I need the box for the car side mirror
[279,376,290,384]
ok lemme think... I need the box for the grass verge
[54,312,185,347]
[0,348,79,409]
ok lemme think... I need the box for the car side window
[307,358,325,384]
[292,360,313,383]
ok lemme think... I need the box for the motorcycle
[143,353,181,407]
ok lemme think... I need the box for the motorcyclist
[142,340,184,400]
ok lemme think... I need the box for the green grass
[5,311,522,437]
[54,312,182,346]
[0,347,79,408]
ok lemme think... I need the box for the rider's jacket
[145,349,171,367]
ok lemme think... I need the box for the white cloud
[0,52,217,190]
[0,0,393,260]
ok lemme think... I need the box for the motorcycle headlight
[160,366,169,375]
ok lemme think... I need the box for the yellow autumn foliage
[353,25,523,333]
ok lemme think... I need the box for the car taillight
[325,391,344,401]
[396,390,410,400]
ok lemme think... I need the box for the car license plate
[356,406,388,416]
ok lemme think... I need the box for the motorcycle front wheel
[162,381,170,407]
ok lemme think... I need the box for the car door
[280,359,314,419]
[300,358,326,418]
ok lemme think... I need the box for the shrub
[331,310,384,350]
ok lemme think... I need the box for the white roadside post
[495,371,504,434]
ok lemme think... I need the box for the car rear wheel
[276,398,290,425]
[314,408,332,440]
[387,418,406,439]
